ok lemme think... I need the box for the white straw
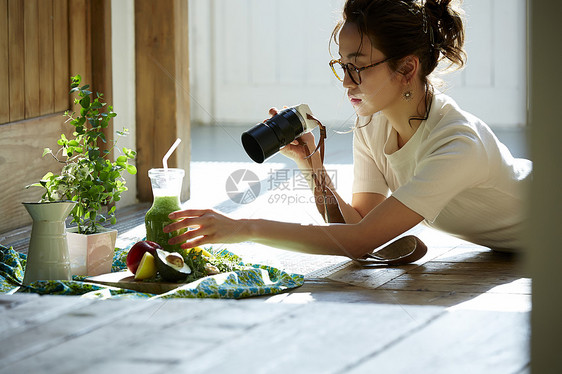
[162,138,182,170]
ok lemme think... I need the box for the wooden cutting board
[84,271,188,294]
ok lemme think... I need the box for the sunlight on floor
[265,292,316,304]
[448,278,532,312]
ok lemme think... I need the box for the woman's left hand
[163,209,246,249]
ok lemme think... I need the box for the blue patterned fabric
[0,243,303,299]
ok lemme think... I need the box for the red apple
[126,241,162,274]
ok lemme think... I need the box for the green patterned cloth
[0,242,303,299]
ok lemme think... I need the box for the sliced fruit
[154,248,192,282]
[186,246,213,259]
[134,251,158,280]
[126,240,162,274]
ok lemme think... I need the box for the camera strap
[300,114,345,224]
[299,115,428,264]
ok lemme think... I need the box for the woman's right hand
[268,107,317,164]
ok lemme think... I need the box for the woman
[164,0,532,257]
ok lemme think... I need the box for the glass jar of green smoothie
[145,168,186,252]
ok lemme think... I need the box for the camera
[241,104,318,163]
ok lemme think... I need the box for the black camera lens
[241,108,305,163]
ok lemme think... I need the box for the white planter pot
[66,227,117,276]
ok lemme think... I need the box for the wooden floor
[0,157,531,373]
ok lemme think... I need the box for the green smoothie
[145,196,185,252]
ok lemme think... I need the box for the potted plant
[26,75,137,276]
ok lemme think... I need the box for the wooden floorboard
[0,295,529,374]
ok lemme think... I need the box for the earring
[403,89,413,101]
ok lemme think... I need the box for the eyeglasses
[329,57,393,85]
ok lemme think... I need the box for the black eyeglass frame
[329,57,393,85]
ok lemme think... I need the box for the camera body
[241,104,318,163]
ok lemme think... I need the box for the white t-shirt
[352,93,532,252]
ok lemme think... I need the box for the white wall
[111,0,137,207]
[189,0,527,129]
[444,0,527,128]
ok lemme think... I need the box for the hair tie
[422,6,428,33]
[421,5,435,50]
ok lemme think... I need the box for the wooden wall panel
[23,0,40,119]
[53,0,69,113]
[0,0,8,124]
[90,0,113,159]
[2,0,69,125]
[38,0,55,116]
[8,0,25,122]
[0,0,111,233]
[68,0,91,92]
[0,115,71,231]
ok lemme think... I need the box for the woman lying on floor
[164,0,532,258]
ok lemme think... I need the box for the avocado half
[154,248,192,282]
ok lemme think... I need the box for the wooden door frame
[134,0,191,202]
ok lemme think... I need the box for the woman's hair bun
[424,0,466,70]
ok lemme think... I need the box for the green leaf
[42,148,52,157]
[116,155,127,163]
[126,164,137,175]
[80,96,91,109]
[88,149,100,160]
[91,101,103,110]
[123,148,135,158]
[70,75,81,88]
[25,182,43,189]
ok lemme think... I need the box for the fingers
[164,209,210,234]
[167,225,205,245]
[163,218,197,235]
[168,209,209,220]
[163,208,224,247]
[179,236,208,249]
[268,105,287,117]
[279,140,299,153]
